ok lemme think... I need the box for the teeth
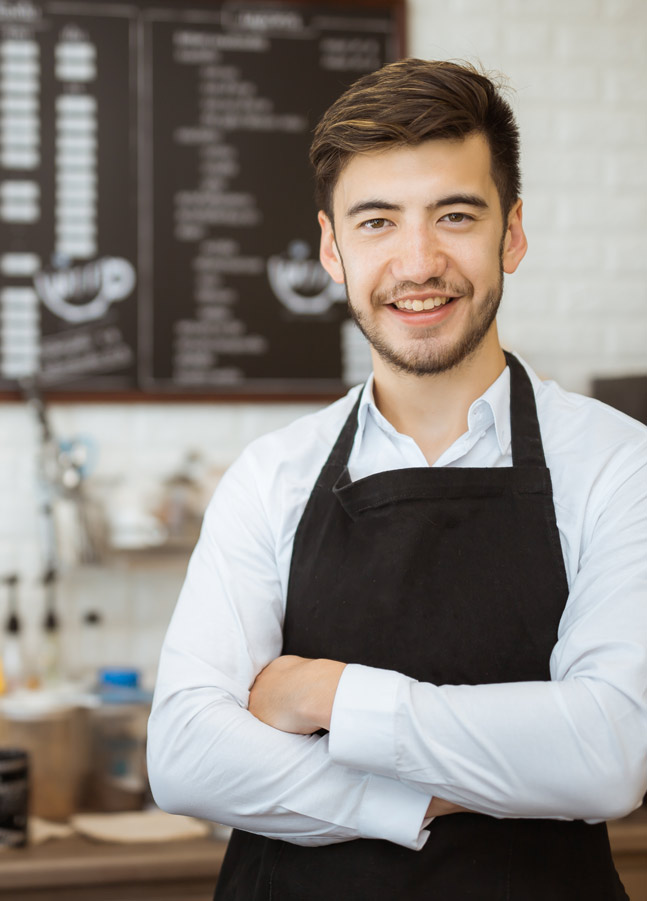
[394,296,451,311]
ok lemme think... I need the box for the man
[148,59,647,900]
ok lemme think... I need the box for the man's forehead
[332,133,496,212]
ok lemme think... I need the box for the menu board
[0,0,402,396]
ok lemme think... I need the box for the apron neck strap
[504,351,547,468]
[323,351,546,480]
[325,391,363,471]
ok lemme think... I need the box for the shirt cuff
[330,663,405,779]
[359,772,431,850]
[329,665,430,849]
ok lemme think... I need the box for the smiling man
[148,60,647,900]
[322,135,515,381]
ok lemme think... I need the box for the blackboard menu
[0,0,401,396]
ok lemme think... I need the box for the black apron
[215,352,627,901]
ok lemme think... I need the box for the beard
[345,263,504,377]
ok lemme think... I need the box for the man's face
[318,133,527,376]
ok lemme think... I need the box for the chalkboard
[0,0,403,398]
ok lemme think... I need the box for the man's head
[310,58,521,223]
[311,60,528,380]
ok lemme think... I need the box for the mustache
[374,278,474,305]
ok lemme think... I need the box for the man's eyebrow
[345,193,489,219]
[433,193,489,210]
[346,200,401,218]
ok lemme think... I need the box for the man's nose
[391,227,448,284]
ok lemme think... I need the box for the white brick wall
[1,0,645,680]
[408,0,647,387]
[0,400,318,684]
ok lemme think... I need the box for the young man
[148,60,647,899]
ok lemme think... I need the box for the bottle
[41,569,62,686]
[80,610,103,688]
[2,575,24,693]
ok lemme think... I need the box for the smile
[393,296,454,311]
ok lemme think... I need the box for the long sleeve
[147,439,431,849]
[329,440,647,822]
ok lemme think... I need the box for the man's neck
[371,333,507,466]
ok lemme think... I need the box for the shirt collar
[467,365,511,455]
[355,363,512,456]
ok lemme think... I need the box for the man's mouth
[392,296,455,312]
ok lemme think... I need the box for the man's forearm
[248,655,468,819]
[248,655,346,733]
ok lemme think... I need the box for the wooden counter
[0,834,226,901]
[0,808,645,900]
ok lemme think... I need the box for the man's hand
[250,656,473,818]
[249,655,346,734]
[426,797,470,817]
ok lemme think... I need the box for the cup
[0,749,29,849]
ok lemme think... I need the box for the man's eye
[443,212,472,223]
[361,218,389,230]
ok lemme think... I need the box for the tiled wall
[0,400,318,685]
[410,0,647,387]
[2,0,645,685]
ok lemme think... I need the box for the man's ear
[502,199,528,275]
[318,211,345,284]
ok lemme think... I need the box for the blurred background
[0,0,645,898]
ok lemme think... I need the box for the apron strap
[320,351,546,493]
[317,390,363,478]
[504,351,547,469]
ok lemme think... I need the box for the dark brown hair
[310,58,521,219]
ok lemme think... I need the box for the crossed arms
[248,654,467,819]
[147,419,647,849]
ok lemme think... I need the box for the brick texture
[408,0,647,390]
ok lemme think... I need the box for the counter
[0,834,225,900]
[0,808,645,900]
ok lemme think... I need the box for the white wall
[409,0,647,388]
[2,0,645,683]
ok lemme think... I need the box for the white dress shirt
[147,354,647,851]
